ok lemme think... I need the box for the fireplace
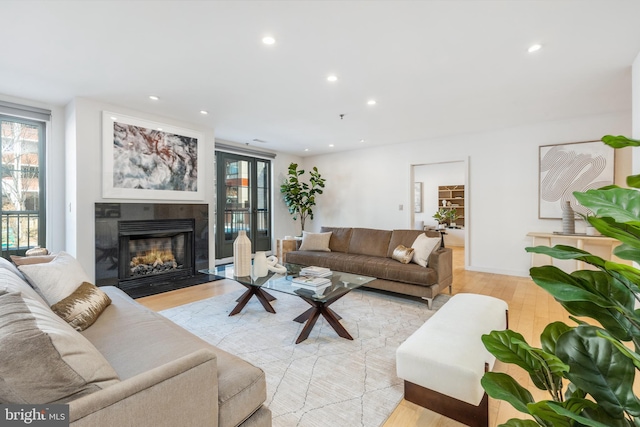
[118,219,195,292]
[95,203,213,298]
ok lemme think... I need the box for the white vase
[233,230,251,277]
[253,251,268,277]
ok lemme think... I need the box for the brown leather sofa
[285,227,453,309]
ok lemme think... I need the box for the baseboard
[465,265,529,277]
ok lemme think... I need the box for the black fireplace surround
[95,203,211,298]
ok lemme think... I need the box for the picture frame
[414,182,423,213]
[102,111,204,201]
[538,140,614,219]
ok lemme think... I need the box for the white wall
[65,98,216,279]
[0,93,66,253]
[301,112,631,277]
[414,162,465,229]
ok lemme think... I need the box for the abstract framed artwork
[539,140,614,219]
[414,182,423,213]
[102,111,204,201]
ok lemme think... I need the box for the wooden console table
[276,238,301,263]
[527,232,624,273]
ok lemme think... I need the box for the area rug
[160,288,450,427]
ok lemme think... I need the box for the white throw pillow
[298,231,332,252]
[411,234,441,267]
[18,252,91,306]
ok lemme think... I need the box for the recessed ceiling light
[304,148,309,152]
[327,75,338,82]
[262,36,276,45]
[528,44,542,53]
[200,110,208,115]
[360,139,366,143]
[149,95,159,101]
[367,100,377,106]
[329,144,335,147]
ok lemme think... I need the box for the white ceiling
[1,1,640,156]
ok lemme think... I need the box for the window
[0,112,47,255]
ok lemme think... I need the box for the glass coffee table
[201,264,375,343]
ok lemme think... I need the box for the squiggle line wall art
[102,111,204,201]
[539,140,614,219]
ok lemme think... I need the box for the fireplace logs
[130,248,181,277]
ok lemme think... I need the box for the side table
[276,238,301,263]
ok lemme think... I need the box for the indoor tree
[280,163,326,232]
[481,135,640,427]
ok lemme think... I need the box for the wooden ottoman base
[404,380,489,427]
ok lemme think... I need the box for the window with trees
[0,110,47,256]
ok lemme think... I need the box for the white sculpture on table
[266,255,287,274]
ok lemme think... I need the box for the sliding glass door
[215,151,271,259]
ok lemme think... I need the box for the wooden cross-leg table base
[229,283,277,316]
[292,292,351,344]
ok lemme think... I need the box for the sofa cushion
[82,286,266,427]
[392,245,415,264]
[17,251,91,305]
[0,256,26,280]
[387,230,428,258]
[411,234,441,267]
[51,282,112,331]
[348,228,392,258]
[10,254,56,265]
[0,290,120,404]
[320,226,353,253]
[298,231,332,251]
[0,268,49,307]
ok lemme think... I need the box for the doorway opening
[411,159,469,269]
[215,151,271,260]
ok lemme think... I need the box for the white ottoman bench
[396,293,508,427]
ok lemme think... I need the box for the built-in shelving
[438,185,465,227]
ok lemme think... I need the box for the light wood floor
[137,247,571,427]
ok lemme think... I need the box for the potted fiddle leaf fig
[480,135,640,427]
[280,163,326,232]
[433,208,450,228]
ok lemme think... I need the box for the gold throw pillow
[51,282,112,331]
[392,245,415,264]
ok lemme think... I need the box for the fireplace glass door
[215,152,271,259]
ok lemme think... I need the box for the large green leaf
[555,326,640,418]
[567,270,638,341]
[588,217,640,249]
[574,188,640,225]
[482,330,549,390]
[527,401,571,427]
[597,331,640,371]
[613,243,640,264]
[547,401,628,427]
[481,372,535,414]
[627,174,640,189]
[601,135,640,149]
[540,322,572,355]
[529,266,616,308]
[526,245,608,267]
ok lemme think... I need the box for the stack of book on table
[299,266,332,277]
[292,266,332,292]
